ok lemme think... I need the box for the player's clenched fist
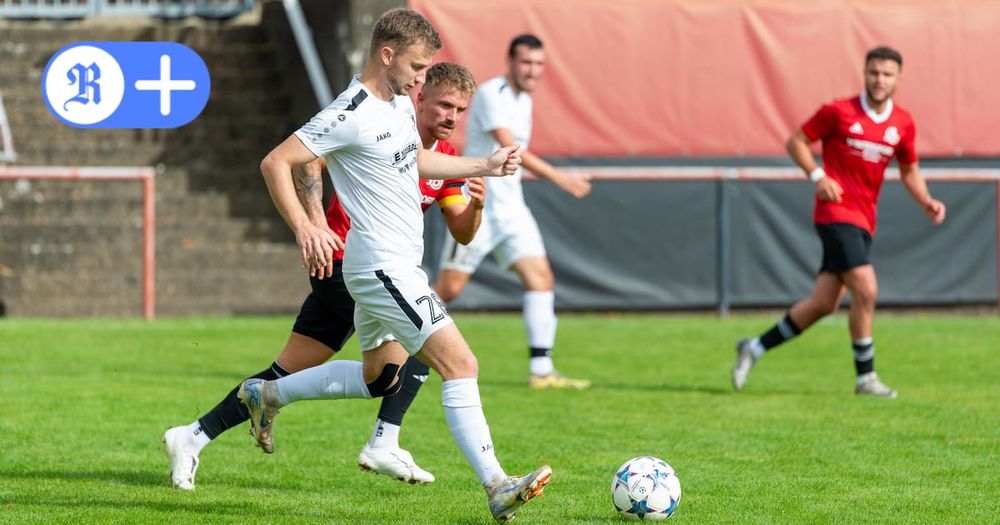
[923,199,946,225]
[487,144,521,177]
[815,176,844,203]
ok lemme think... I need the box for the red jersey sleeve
[895,120,918,166]
[801,103,839,142]
[435,140,457,156]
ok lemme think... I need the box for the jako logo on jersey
[849,122,864,135]
[42,42,210,128]
[376,131,392,142]
[393,142,418,164]
[883,126,900,145]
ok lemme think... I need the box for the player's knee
[458,353,478,377]
[853,282,878,306]
[523,268,554,291]
[435,282,459,303]
[446,351,478,379]
[365,362,405,398]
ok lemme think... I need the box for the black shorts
[815,223,872,274]
[291,262,356,351]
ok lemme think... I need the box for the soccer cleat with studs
[485,465,553,522]
[237,378,280,453]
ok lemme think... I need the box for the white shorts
[440,210,547,273]
[344,265,454,354]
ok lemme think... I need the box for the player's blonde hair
[369,8,442,57]
[423,63,476,97]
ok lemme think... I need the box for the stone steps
[0,18,305,316]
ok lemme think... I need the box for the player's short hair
[369,8,442,57]
[865,46,902,68]
[423,63,476,97]
[508,33,543,58]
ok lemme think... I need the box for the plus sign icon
[42,42,210,128]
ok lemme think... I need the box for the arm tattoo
[293,161,325,223]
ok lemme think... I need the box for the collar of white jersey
[350,74,401,107]
[860,91,893,124]
[499,77,530,101]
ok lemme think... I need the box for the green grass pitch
[2,313,998,523]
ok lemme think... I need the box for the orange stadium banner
[408,0,1000,157]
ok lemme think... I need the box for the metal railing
[0,91,15,163]
[0,166,157,318]
[282,0,332,108]
[0,0,255,19]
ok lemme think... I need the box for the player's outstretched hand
[559,171,592,198]
[296,222,343,279]
[467,177,486,209]
[923,198,946,224]
[487,144,521,177]
[816,177,843,203]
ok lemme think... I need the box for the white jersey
[294,76,423,273]
[464,75,533,220]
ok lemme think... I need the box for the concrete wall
[0,17,311,316]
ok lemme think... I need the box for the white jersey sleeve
[293,106,360,157]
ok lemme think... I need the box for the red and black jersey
[801,95,917,234]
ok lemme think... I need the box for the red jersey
[325,140,467,260]
[801,95,917,234]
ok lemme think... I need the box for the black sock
[376,356,429,426]
[529,347,551,358]
[197,361,289,439]
[759,312,802,350]
[853,338,874,376]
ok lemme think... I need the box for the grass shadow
[478,378,733,396]
[3,468,165,488]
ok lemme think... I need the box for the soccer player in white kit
[240,9,550,522]
[435,34,592,389]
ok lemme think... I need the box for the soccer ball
[611,456,681,520]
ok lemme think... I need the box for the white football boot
[731,339,758,391]
[855,372,898,398]
[358,444,435,484]
[163,426,199,491]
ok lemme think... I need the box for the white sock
[748,338,766,359]
[442,378,506,486]
[524,291,557,376]
[530,356,554,376]
[185,421,211,453]
[275,360,372,406]
[367,418,401,449]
